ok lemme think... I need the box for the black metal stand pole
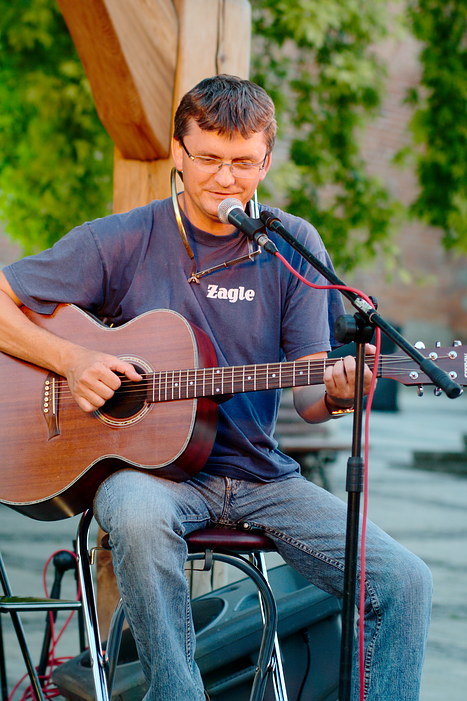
[338,337,367,699]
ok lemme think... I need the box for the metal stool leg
[76,510,110,701]
[105,600,125,694]
[253,552,289,701]
[188,551,277,701]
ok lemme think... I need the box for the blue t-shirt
[3,197,345,481]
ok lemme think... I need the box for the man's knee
[95,469,181,537]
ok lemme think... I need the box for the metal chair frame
[0,552,81,701]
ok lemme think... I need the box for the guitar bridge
[43,372,60,439]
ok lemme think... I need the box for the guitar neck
[143,341,466,403]
[145,356,379,403]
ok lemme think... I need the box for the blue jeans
[94,469,432,700]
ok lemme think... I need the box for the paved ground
[1,385,466,700]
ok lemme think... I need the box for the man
[0,75,431,700]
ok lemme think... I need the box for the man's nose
[213,163,236,186]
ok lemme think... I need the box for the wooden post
[58,0,251,637]
[112,0,251,213]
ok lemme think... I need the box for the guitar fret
[212,367,223,396]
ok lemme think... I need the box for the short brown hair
[173,74,276,152]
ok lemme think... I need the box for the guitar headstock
[381,341,466,393]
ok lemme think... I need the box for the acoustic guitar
[0,304,464,520]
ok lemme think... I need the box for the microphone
[217,198,278,254]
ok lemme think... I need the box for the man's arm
[293,349,374,423]
[0,270,141,413]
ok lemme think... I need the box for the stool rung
[0,596,81,612]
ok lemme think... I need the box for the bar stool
[75,509,289,701]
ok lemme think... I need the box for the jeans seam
[252,523,346,571]
[361,577,383,698]
[219,476,233,522]
[184,583,194,667]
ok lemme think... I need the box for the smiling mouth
[211,191,241,199]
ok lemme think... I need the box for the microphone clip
[218,198,278,255]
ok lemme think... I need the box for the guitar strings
[48,353,455,402]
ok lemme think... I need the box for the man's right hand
[64,348,143,413]
[0,273,142,414]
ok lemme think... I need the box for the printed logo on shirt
[206,284,255,303]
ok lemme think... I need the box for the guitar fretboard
[146,357,374,403]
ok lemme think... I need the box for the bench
[275,390,352,491]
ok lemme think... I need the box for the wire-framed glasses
[180,139,268,179]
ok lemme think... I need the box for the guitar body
[0,305,218,521]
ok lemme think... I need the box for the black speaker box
[53,564,341,701]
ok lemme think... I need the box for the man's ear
[172,138,183,172]
[258,152,272,182]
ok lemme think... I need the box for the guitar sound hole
[102,365,146,420]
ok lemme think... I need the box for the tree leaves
[0,0,113,254]
[405,0,467,252]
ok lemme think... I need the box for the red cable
[275,250,380,701]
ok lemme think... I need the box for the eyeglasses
[180,139,268,179]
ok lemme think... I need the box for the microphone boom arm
[260,210,462,398]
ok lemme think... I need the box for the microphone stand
[258,210,462,701]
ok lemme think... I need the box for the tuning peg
[453,340,462,347]
[433,387,443,397]
[414,341,425,349]
[417,385,424,397]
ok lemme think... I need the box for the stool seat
[185,528,277,554]
[100,528,277,554]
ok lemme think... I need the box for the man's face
[172,120,271,235]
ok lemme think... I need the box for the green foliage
[404,0,467,252]
[0,0,113,254]
[250,0,400,270]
